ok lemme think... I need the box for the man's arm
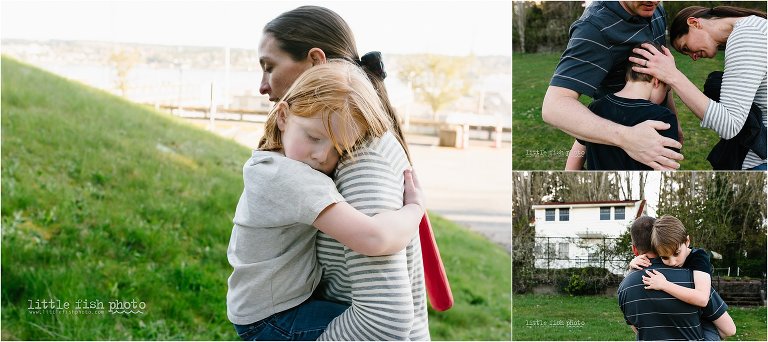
[542,85,684,170]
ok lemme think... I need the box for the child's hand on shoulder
[642,269,669,291]
[629,254,651,270]
[403,169,425,213]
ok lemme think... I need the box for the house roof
[537,200,640,206]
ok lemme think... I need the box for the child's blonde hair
[651,215,688,256]
[259,59,391,157]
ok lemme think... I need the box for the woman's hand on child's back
[629,254,652,270]
[403,169,425,214]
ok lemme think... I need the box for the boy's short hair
[651,215,688,256]
[626,41,665,83]
[630,216,655,254]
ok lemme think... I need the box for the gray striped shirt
[317,132,430,341]
[701,15,767,169]
[550,1,667,99]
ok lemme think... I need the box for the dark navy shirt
[582,95,679,170]
[550,1,667,99]
[618,258,729,341]
[685,248,712,275]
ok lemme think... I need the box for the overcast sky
[1,0,512,56]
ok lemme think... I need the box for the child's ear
[276,101,289,132]
[632,245,639,256]
[652,78,660,88]
[307,48,327,66]
[685,235,691,246]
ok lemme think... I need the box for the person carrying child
[225,60,425,340]
[629,215,736,339]
[566,41,680,170]
[258,6,432,340]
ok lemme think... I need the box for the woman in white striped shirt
[252,6,430,340]
[630,6,767,170]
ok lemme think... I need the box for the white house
[531,200,646,274]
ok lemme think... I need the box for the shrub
[531,267,623,296]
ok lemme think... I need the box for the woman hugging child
[226,60,424,340]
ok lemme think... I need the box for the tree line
[513,1,767,53]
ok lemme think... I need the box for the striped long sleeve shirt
[701,15,767,169]
[317,131,430,341]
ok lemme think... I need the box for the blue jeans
[748,163,767,170]
[233,298,349,341]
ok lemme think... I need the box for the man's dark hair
[630,216,655,254]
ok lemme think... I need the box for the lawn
[1,56,510,340]
[513,294,767,341]
[512,51,724,170]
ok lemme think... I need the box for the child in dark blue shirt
[566,42,680,170]
[630,215,736,339]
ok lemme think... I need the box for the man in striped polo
[542,1,684,170]
[618,216,731,340]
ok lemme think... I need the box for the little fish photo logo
[27,298,146,315]
[108,299,146,315]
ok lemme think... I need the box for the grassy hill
[0,56,510,340]
[512,51,724,170]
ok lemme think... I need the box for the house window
[614,206,625,220]
[588,250,600,264]
[559,208,570,221]
[558,243,569,259]
[545,208,555,221]
[546,243,556,258]
[600,207,610,220]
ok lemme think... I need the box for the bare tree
[109,48,141,96]
[397,54,473,120]
[513,1,528,53]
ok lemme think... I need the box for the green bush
[532,267,623,296]
[737,257,767,278]
[563,274,588,296]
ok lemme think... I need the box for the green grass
[427,215,511,340]
[512,294,767,341]
[0,56,510,340]
[728,305,768,342]
[512,51,724,170]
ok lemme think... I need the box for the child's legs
[288,298,349,340]
[233,298,349,341]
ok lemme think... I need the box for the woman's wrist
[666,69,687,90]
